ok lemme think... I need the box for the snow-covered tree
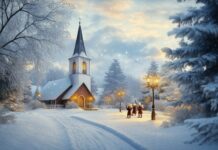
[147,61,158,76]
[23,81,33,103]
[162,0,218,144]
[162,0,218,115]
[185,117,218,144]
[159,66,181,102]
[43,67,66,84]
[0,0,72,109]
[91,78,98,96]
[125,76,143,103]
[100,59,126,105]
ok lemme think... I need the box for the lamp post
[145,75,159,120]
[116,89,125,112]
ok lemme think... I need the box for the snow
[71,52,90,59]
[62,85,78,99]
[0,109,218,150]
[40,77,71,101]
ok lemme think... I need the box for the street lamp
[116,89,125,112]
[145,75,160,120]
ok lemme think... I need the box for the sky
[55,0,195,86]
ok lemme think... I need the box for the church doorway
[78,95,86,108]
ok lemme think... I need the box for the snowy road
[1,109,217,150]
[47,111,146,150]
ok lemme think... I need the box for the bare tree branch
[0,1,33,34]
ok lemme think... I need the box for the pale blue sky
[55,0,196,86]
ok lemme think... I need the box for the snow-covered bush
[155,100,168,111]
[170,104,204,124]
[65,101,78,109]
[28,100,46,110]
[0,107,15,124]
[185,117,218,144]
[3,94,24,112]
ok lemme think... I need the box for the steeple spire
[73,21,86,56]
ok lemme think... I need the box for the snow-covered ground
[0,109,217,150]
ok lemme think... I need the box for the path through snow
[1,109,217,150]
[46,110,146,150]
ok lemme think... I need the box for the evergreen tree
[91,78,98,96]
[159,66,181,102]
[162,0,218,115]
[147,61,158,76]
[100,59,126,105]
[144,61,159,100]
[44,68,66,84]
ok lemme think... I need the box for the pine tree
[91,78,98,96]
[147,61,158,76]
[162,0,218,115]
[144,61,159,100]
[159,67,181,102]
[100,59,126,105]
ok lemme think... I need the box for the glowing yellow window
[82,62,87,74]
[73,62,76,74]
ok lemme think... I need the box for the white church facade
[39,23,95,109]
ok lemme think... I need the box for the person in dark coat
[126,104,132,118]
[132,103,137,116]
[138,103,144,118]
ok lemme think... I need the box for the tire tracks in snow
[49,116,76,150]
[71,116,147,150]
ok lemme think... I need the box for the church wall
[70,84,94,108]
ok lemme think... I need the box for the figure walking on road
[126,104,132,118]
[132,103,137,116]
[138,103,144,118]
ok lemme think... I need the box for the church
[39,22,95,109]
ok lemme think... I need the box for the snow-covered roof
[40,77,71,101]
[62,84,80,99]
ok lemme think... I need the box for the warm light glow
[104,96,112,105]
[72,96,77,100]
[88,96,93,101]
[73,62,76,74]
[37,93,41,97]
[116,89,125,98]
[82,61,87,74]
[145,75,160,89]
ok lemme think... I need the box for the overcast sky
[55,0,195,86]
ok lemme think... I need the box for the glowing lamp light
[144,74,160,120]
[116,89,125,112]
[37,93,41,97]
[145,75,160,89]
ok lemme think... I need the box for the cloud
[58,0,195,86]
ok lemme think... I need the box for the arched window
[73,62,76,74]
[82,61,87,74]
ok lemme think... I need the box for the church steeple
[73,22,86,55]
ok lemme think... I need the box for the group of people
[126,103,144,118]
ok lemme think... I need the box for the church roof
[73,23,87,56]
[40,77,71,101]
[40,77,93,101]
